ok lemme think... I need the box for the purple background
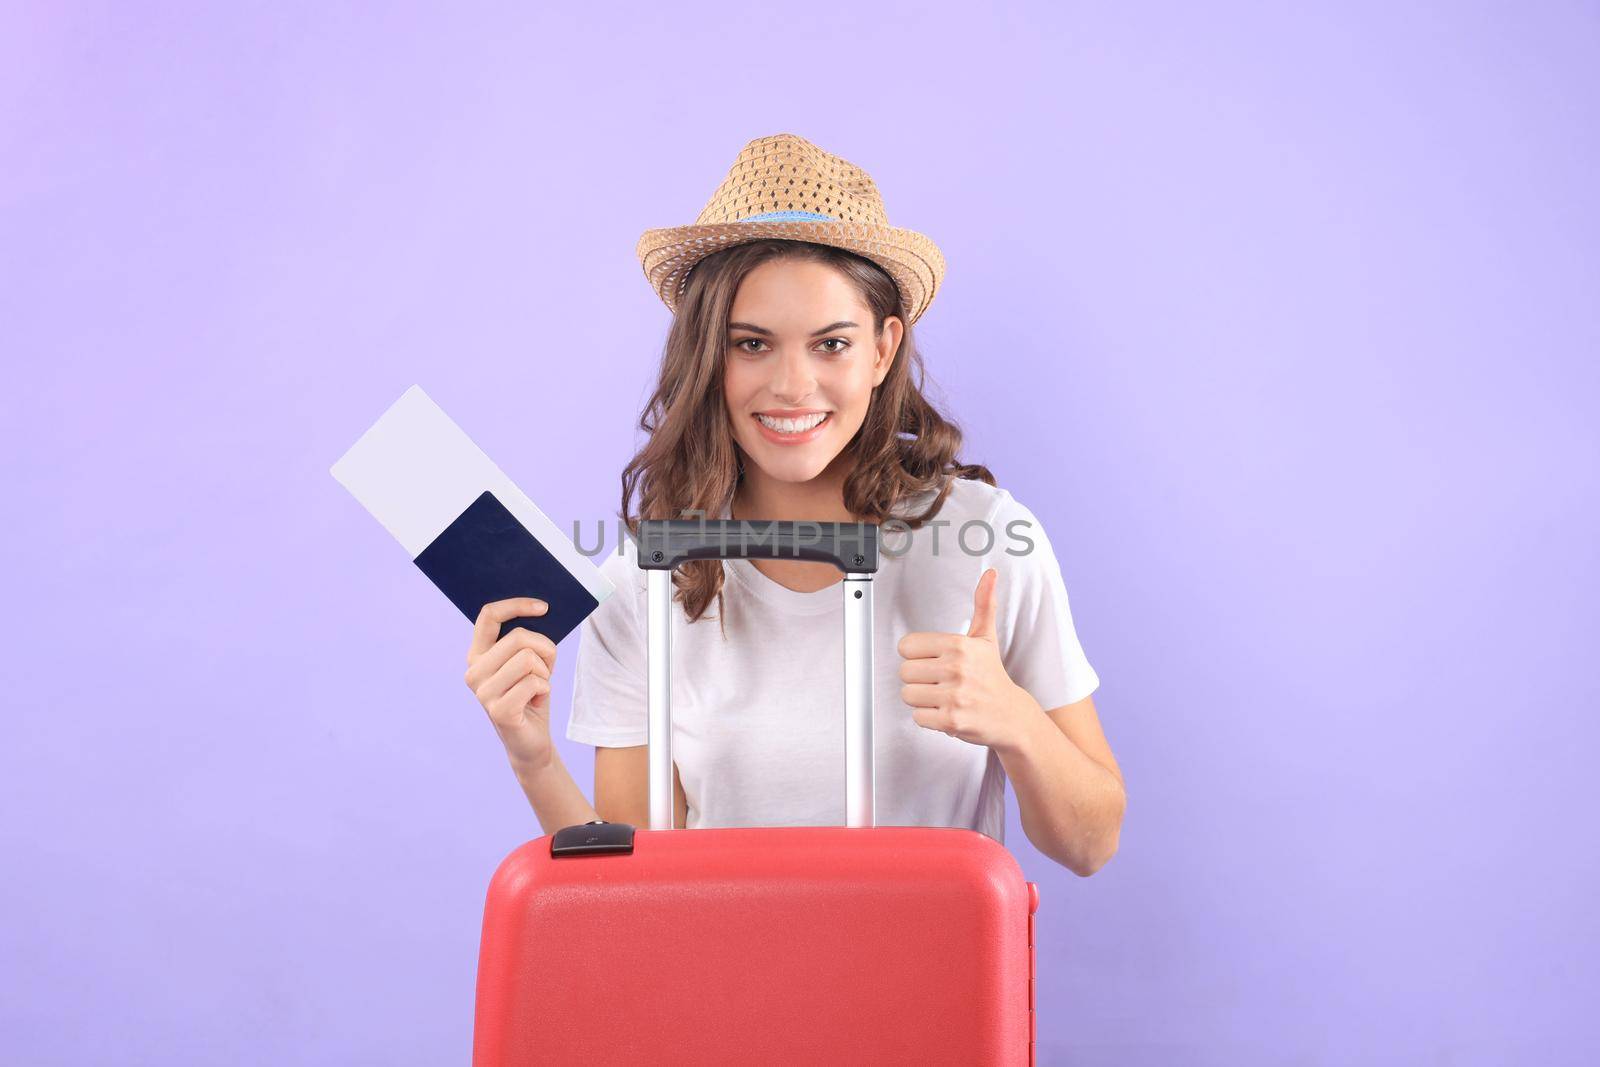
[4,3,1596,1063]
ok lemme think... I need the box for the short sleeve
[565,539,650,747]
[985,490,1101,711]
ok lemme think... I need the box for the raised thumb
[967,568,999,640]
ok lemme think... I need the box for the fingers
[486,670,551,729]
[898,657,947,685]
[910,705,953,735]
[469,597,548,663]
[474,645,551,723]
[901,682,944,709]
[479,646,547,703]
[510,626,558,672]
[897,630,962,660]
[465,627,555,689]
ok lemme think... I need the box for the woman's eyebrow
[728,320,860,337]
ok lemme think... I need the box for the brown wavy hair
[620,238,995,625]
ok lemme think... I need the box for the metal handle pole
[843,575,876,828]
[647,568,674,830]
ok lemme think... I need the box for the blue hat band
[736,210,838,223]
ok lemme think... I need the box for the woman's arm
[991,692,1125,877]
[509,746,689,835]
[507,746,600,836]
[897,567,1125,876]
[591,746,689,829]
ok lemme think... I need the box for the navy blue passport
[414,490,601,644]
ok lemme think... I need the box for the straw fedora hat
[636,133,946,325]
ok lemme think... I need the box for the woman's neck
[731,449,858,523]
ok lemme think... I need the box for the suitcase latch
[550,820,636,857]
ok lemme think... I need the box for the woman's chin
[744,443,838,485]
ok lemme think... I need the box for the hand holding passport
[330,385,615,646]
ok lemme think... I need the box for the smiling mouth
[754,412,831,434]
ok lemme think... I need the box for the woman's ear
[872,315,904,387]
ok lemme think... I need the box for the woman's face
[723,257,902,486]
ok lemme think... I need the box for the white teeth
[756,412,828,433]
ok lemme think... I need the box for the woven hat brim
[635,219,946,326]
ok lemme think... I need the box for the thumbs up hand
[896,568,1037,751]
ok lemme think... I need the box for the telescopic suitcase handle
[635,519,881,831]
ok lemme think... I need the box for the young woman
[462,135,1125,875]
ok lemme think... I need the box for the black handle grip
[635,519,879,574]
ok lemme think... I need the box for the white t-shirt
[564,475,1100,843]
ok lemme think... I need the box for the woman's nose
[769,351,817,402]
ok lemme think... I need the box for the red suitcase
[473,520,1040,1064]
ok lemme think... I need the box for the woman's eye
[734,339,764,353]
[818,338,849,354]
